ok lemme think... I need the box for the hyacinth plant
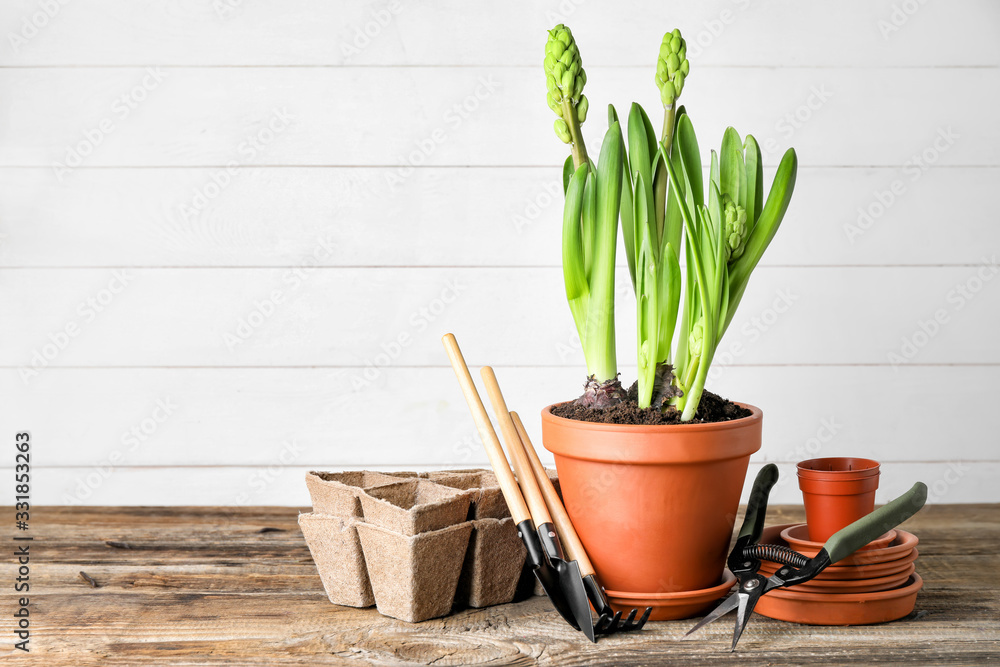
[547,25,798,420]
[545,25,626,408]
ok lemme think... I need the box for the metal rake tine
[601,612,621,635]
[594,613,609,634]
[595,610,622,634]
[621,606,652,631]
[593,612,610,634]
[621,608,638,628]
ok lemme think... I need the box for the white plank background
[0,0,997,505]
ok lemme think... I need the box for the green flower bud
[576,94,589,123]
[656,29,689,108]
[666,53,680,75]
[561,69,574,92]
[544,24,587,144]
[659,80,676,106]
[689,322,704,356]
[554,118,572,143]
[547,91,563,114]
[723,194,749,261]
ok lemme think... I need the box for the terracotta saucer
[759,548,919,581]
[781,523,896,552]
[605,570,736,621]
[783,563,914,594]
[760,524,918,567]
[755,574,923,626]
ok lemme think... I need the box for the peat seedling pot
[298,513,374,607]
[359,479,473,536]
[421,471,530,606]
[797,457,880,542]
[454,517,527,608]
[356,521,473,623]
[424,470,509,520]
[305,470,420,516]
[541,403,762,598]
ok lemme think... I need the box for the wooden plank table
[2,505,998,666]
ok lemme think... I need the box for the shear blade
[683,592,740,638]
[730,592,751,652]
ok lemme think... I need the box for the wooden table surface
[2,504,998,666]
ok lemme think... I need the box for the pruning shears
[685,464,928,652]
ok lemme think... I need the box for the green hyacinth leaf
[719,126,746,211]
[562,163,590,302]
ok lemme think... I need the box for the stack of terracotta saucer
[754,523,923,625]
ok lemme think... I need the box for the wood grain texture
[0,505,996,665]
[1,0,997,67]
[2,67,996,167]
[0,166,995,268]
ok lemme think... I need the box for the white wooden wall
[2,0,998,506]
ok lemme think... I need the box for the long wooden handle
[511,411,596,577]
[441,334,531,525]
[479,367,552,528]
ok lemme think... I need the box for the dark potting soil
[550,390,751,425]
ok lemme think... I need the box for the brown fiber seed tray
[305,470,419,517]
[455,517,527,608]
[359,479,473,536]
[425,470,510,520]
[298,512,374,608]
[356,521,474,623]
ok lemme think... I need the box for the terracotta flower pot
[541,403,762,596]
[797,457,880,542]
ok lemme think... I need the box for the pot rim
[798,474,880,495]
[541,401,762,433]
[797,457,880,476]
[541,401,763,465]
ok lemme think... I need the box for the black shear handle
[736,464,779,543]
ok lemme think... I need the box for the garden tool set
[442,332,929,648]
[443,334,650,642]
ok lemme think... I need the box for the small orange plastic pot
[797,457,880,542]
[541,403,762,597]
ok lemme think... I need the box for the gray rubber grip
[738,463,779,540]
[823,482,927,564]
